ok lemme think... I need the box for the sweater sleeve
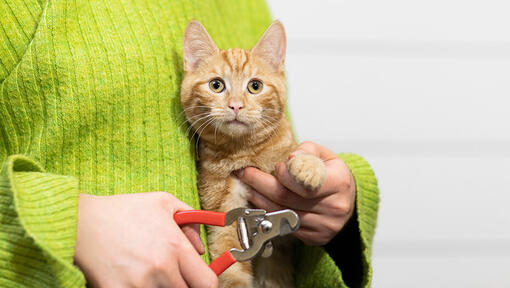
[1,2,84,286]
[294,153,380,288]
[0,155,85,287]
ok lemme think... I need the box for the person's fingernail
[289,150,305,159]
[235,169,244,177]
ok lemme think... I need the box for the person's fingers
[290,141,337,162]
[157,260,188,288]
[246,183,344,246]
[168,193,206,255]
[248,190,331,232]
[248,190,318,242]
[178,242,218,288]
[278,157,352,201]
[282,142,343,199]
[167,193,195,212]
[241,168,321,210]
[322,159,354,194]
[238,167,295,203]
[298,212,352,246]
[181,224,205,255]
[247,189,285,212]
[298,211,345,232]
[293,211,320,230]
[274,162,333,199]
[293,227,316,240]
[236,167,277,193]
[164,204,213,288]
[294,227,328,246]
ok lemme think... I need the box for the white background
[267,0,510,287]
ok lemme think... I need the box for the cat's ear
[183,20,219,72]
[251,20,286,72]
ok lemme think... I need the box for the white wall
[266,1,510,286]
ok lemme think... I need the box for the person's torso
[0,0,271,205]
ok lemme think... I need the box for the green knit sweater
[0,0,379,287]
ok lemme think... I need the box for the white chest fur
[222,176,250,211]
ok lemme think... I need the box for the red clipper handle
[174,210,236,275]
[174,210,226,226]
[209,251,236,276]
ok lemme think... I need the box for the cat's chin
[221,120,251,136]
[226,119,248,126]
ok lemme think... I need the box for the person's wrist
[74,193,98,285]
[74,193,89,264]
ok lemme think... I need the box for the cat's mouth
[226,119,248,126]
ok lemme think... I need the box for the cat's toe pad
[287,153,326,190]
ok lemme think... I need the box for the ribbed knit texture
[0,1,379,287]
[338,153,380,287]
[294,154,380,288]
[0,155,84,287]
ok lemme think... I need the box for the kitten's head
[180,20,287,146]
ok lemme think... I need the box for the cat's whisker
[186,111,220,127]
[194,117,216,155]
[262,108,283,114]
[260,114,279,124]
[214,122,219,145]
[253,117,275,154]
[200,120,216,141]
[178,105,211,114]
[261,112,282,123]
[252,117,269,135]
[178,111,212,130]
[188,117,214,138]
[262,123,278,153]
[176,106,212,121]
[259,116,276,131]
[258,116,281,156]
[181,110,211,120]
[262,112,278,119]
[186,116,207,137]
[183,111,213,122]
[191,118,215,156]
[192,116,216,141]
[186,114,214,137]
[179,110,210,121]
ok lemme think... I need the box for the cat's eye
[209,78,225,93]
[247,79,263,94]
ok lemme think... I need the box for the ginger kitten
[180,20,326,288]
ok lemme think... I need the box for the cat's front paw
[286,153,326,190]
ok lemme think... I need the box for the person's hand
[236,142,356,246]
[74,192,218,288]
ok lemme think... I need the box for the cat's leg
[253,237,295,288]
[207,177,254,288]
[287,153,326,190]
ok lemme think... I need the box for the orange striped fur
[181,20,325,288]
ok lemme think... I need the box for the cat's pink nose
[229,103,243,115]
